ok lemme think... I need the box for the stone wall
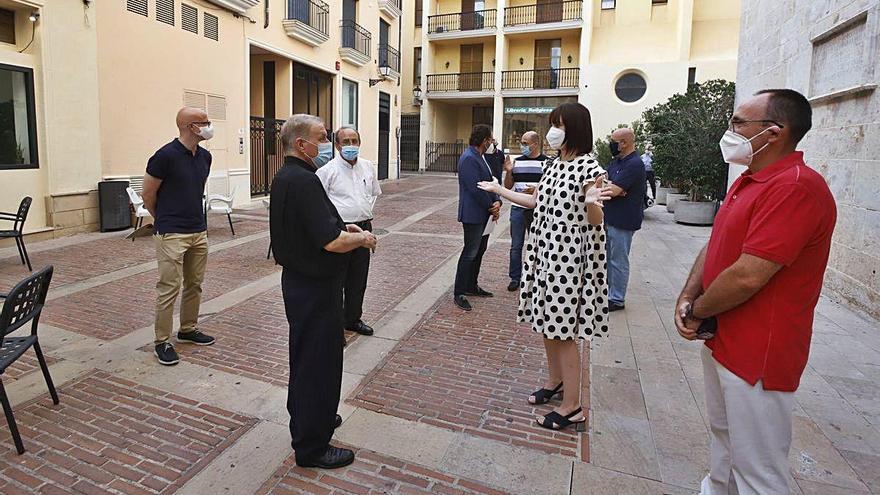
[736,0,880,319]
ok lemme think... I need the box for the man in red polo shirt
[675,89,836,495]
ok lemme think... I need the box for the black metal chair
[0,266,58,454]
[0,197,33,272]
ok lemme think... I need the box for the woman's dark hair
[469,124,493,146]
[548,102,593,155]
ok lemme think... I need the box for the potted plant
[642,79,735,223]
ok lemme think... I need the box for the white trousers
[700,346,796,495]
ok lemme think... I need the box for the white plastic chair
[206,186,237,236]
[125,187,152,241]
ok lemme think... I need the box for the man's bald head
[522,131,540,146]
[176,107,211,143]
[611,127,636,156]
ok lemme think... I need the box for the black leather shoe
[507,280,520,292]
[334,414,342,429]
[295,446,355,469]
[346,321,374,336]
[454,295,472,311]
[609,302,626,312]
[467,286,494,297]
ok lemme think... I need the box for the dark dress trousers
[270,155,348,464]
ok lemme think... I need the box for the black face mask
[609,140,621,157]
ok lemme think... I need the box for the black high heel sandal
[536,407,586,431]
[528,382,563,405]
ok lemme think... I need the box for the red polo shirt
[703,151,836,392]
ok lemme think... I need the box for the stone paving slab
[1,353,60,383]
[0,370,257,494]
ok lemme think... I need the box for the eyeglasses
[728,118,784,132]
[190,121,211,127]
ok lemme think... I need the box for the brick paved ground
[257,447,505,495]
[352,243,584,458]
[0,371,256,495]
[0,174,877,495]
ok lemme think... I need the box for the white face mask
[719,128,770,166]
[195,123,214,141]
[546,126,565,150]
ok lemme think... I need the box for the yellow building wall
[433,0,498,15]
[591,1,679,64]
[505,33,580,71]
[431,41,496,73]
[249,55,293,118]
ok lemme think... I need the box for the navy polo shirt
[146,139,211,234]
[605,151,647,231]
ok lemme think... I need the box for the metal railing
[287,0,329,36]
[250,117,287,196]
[504,0,582,26]
[501,68,579,90]
[379,44,401,73]
[340,19,371,58]
[427,9,496,34]
[426,72,495,93]
[426,141,465,173]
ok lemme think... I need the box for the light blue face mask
[520,144,531,156]
[306,140,334,168]
[341,145,360,161]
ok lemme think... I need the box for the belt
[347,219,373,229]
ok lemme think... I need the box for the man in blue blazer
[453,124,502,311]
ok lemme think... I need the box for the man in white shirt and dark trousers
[317,127,382,337]
[503,131,546,292]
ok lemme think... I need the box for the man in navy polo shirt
[142,107,217,366]
[604,127,646,312]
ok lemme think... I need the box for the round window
[614,73,647,103]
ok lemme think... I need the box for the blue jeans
[606,224,635,305]
[508,206,534,281]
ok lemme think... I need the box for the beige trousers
[700,345,795,495]
[153,231,208,344]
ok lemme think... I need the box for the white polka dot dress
[517,155,610,340]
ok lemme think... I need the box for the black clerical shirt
[270,156,347,278]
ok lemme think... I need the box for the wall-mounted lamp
[28,11,40,22]
[445,61,450,69]
[518,57,524,66]
[413,86,423,100]
[567,54,573,63]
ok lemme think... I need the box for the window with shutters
[183,90,207,111]
[204,13,218,41]
[182,4,198,33]
[207,95,226,121]
[0,9,15,45]
[156,0,174,25]
[127,0,148,16]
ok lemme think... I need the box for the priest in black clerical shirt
[269,114,377,470]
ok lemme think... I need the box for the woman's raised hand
[583,175,613,207]
[477,179,501,194]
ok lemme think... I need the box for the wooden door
[534,39,561,89]
[459,44,484,91]
[536,0,563,23]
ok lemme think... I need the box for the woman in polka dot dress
[478,102,611,431]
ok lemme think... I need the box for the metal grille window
[204,12,218,40]
[156,0,174,25]
[127,0,148,16]
[184,90,207,111]
[207,94,226,120]
[182,4,198,34]
[0,9,15,44]
[601,0,615,9]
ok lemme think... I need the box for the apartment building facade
[0,0,402,240]
[400,0,740,172]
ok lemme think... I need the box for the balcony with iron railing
[339,19,372,66]
[379,44,401,80]
[501,67,579,93]
[426,72,495,97]
[427,9,497,39]
[504,0,582,31]
[377,0,401,19]
[283,0,330,46]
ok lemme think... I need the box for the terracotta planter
[674,200,717,225]
[655,186,679,205]
[666,193,688,213]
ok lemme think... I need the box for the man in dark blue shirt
[142,107,216,366]
[604,127,646,312]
